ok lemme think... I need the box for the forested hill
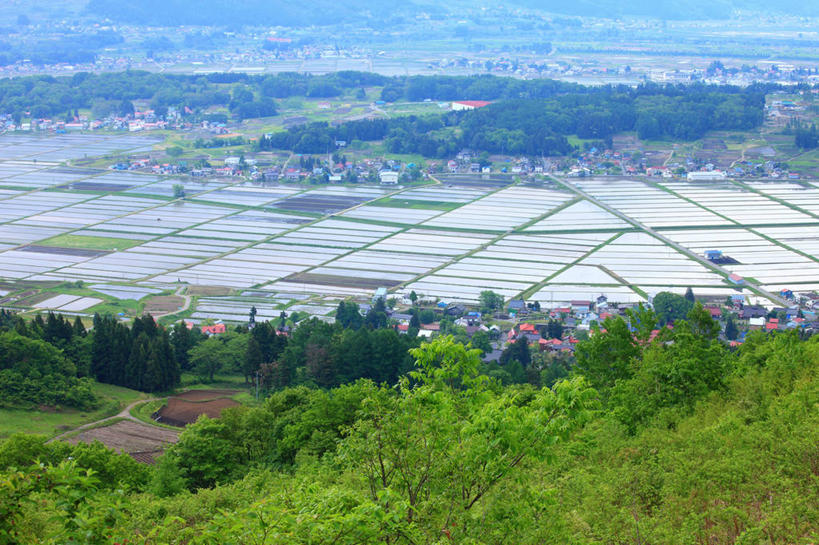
[262,83,766,156]
[0,72,768,158]
[1,304,817,543]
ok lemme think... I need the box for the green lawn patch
[0,382,146,439]
[129,400,179,430]
[40,234,143,251]
[87,299,141,317]
[372,197,460,211]
[179,373,249,389]
[232,392,255,404]
[566,135,596,148]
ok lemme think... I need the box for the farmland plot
[0,247,105,279]
[196,185,301,207]
[574,178,729,228]
[274,186,385,214]
[663,228,819,292]
[742,180,819,217]
[524,199,629,231]
[660,181,816,225]
[271,219,399,249]
[14,195,161,232]
[63,172,159,192]
[4,169,97,189]
[126,179,227,197]
[0,191,91,225]
[155,242,348,289]
[422,186,573,231]
[401,233,611,303]
[0,134,157,163]
[369,229,494,256]
[579,232,730,290]
[340,205,444,224]
[77,201,236,239]
[393,186,487,203]
[35,294,103,311]
[304,250,451,288]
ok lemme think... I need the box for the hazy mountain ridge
[503,0,819,19]
[84,0,428,27]
[83,0,819,27]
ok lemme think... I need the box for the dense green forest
[0,296,571,407]
[0,71,386,120]
[0,70,765,133]
[0,310,96,410]
[0,71,767,156]
[794,123,819,150]
[260,83,766,156]
[0,299,431,402]
[0,302,817,543]
[0,71,574,119]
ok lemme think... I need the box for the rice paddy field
[0,134,817,320]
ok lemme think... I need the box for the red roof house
[766,319,779,331]
[201,323,227,335]
[451,100,491,110]
[704,306,722,318]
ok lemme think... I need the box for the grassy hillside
[1,328,816,543]
[0,382,146,439]
[545,341,819,543]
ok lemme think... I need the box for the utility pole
[255,370,260,401]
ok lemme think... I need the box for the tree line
[794,123,819,149]
[259,82,767,157]
[0,310,96,410]
[0,70,386,121]
[0,294,429,406]
[91,314,181,393]
[0,70,769,141]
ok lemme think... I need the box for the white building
[687,170,726,181]
[379,171,399,185]
[451,100,491,111]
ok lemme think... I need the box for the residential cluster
[379,288,819,361]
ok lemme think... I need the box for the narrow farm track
[48,397,163,443]
[145,285,192,319]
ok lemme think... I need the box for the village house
[748,317,766,330]
[740,305,767,320]
[379,170,399,185]
[570,300,592,317]
[201,323,227,335]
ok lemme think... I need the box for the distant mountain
[84,0,819,27]
[84,0,427,27]
[508,0,819,19]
